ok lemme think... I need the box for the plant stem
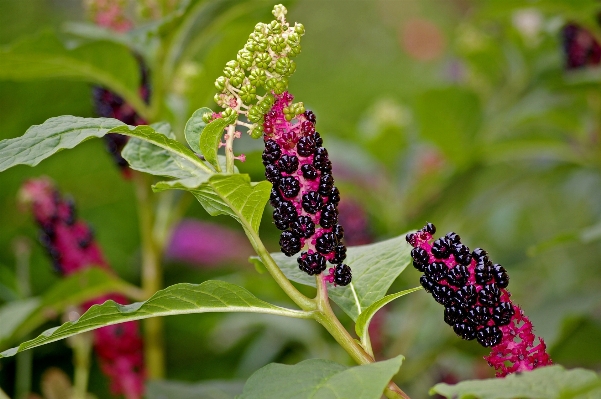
[0,387,11,399]
[225,123,236,174]
[71,333,93,399]
[13,238,32,399]
[133,172,165,379]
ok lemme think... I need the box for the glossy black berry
[302,191,323,214]
[411,247,429,272]
[331,244,347,263]
[453,322,476,340]
[298,252,327,275]
[291,216,315,238]
[492,302,514,326]
[273,213,290,230]
[301,121,315,135]
[431,238,451,259]
[492,264,509,288]
[273,200,297,229]
[304,110,316,123]
[313,132,323,147]
[277,154,299,174]
[333,224,345,241]
[478,284,500,307]
[425,262,447,282]
[262,139,281,165]
[445,232,461,244]
[280,176,301,199]
[444,304,465,326]
[432,284,455,305]
[447,265,469,287]
[334,264,352,286]
[452,243,472,266]
[316,232,338,254]
[420,275,436,293]
[280,231,302,257]
[423,223,436,234]
[319,203,338,228]
[297,136,316,157]
[405,233,416,246]
[472,248,488,261]
[456,285,478,308]
[265,164,281,184]
[313,147,332,173]
[301,164,319,180]
[476,326,502,347]
[64,199,76,225]
[475,260,494,285]
[467,306,491,326]
[318,174,334,196]
[329,187,340,205]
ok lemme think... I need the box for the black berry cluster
[406,223,513,348]
[262,92,351,286]
[562,23,601,69]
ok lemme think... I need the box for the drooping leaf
[0,268,143,349]
[0,30,141,109]
[200,117,229,172]
[431,365,601,399]
[185,107,213,154]
[0,116,212,174]
[146,379,244,399]
[355,287,422,339]
[249,234,412,320]
[0,280,311,358]
[238,355,404,399]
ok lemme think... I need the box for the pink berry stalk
[406,223,552,377]
[19,178,145,398]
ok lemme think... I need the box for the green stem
[225,123,236,174]
[0,387,11,399]
[133,173,165,379]
[13,238,32,399]
[71,333,93,399]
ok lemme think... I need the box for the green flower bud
[270,36,286,52]
[237,50,253,69]
[239,84,257,104]
[250,125,263,139]
[256,93,275,113]
[295,102,306,114]
[229,69,246,88]
[288,44,301,57]
[287,32,300,46]
[268,20,282,35]
[283,106,294,121]
[202,112,213,124]
[244,41,255,52]
[222,107,237,124]
[273,78,288,94]
[248,105,264,123]
[254,23,266,33]
[248,68,267,87]
[265,77,277,90]
[249,32,268,52]
[214,93,222,106]
[223,66,235,78]
[263,92,275,106]
[214,76,227,91]
[275,57,295,76]
[294,23,305,35]
[272,4,287,20]
[254,52,272,69]
[225,60,239,69]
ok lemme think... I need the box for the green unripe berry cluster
[210,4,305,137]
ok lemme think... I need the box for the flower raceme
[19,178,145,399]
[406,223,552,377]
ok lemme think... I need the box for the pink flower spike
[235,154,246,162]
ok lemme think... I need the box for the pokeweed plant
[0,4,601,399]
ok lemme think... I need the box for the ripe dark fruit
[262,140,281,164]
[493,302,514,326]
[265,164,281,183]
[297,136,316,156]
[475,261,494,285]
[304,110,316,123]
[477,326,503,347]
[334,264,352,286]
[411,247,429,272]
[329,187,341,204]
[333,224,345,241]
[467,306,491,326]
[446,232,461,243]
[478,284,500,307]
[301,164,319,180]
[432,284,455,305]
[425,262,447,282]
[420,275,436,293]
[291,216,315,238]
[424,223,436,234]
[447,265,469,287]
[313,132,323,147]
[456,285,478,307]
[313,147,332,173]
[279,176,301,198]
[279,231,301,256]
[331,245,347,263]
[444,305,464,326]
[301,191,323,213]
[492,264,509,288]
[453,322,477,341]
[297,252,327,275]
[316,232,337,254]
[431,238,451,259]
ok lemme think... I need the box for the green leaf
[250,234,412,320]
[0,30,142,112]
[0,116,123,172]
[238,355,403,399]
[185,107,213,154]
[431,365,601,399]
[200,117,229,172]
[191,174,272,234]
[0,280,311,358]
[146,379,244,399]
[122,122,209,180]
[0,268,143,349]
[0,116,213,174]
[355,287,422,339]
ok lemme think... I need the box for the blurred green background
[1,0,601,397]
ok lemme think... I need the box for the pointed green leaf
[0,268,143,349]
[200,117,229,171]
[249,234,412,320]
[238,355,403,399]
[0,30,142,111]
[431,365,601,399]
[146,379,244,399]
[355,287,422,339]
[0,281,311,359]
[185,107,213,154]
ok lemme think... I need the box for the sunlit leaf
[146,379,244,399]
[185,107,213,154]
[200,117,229,172]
